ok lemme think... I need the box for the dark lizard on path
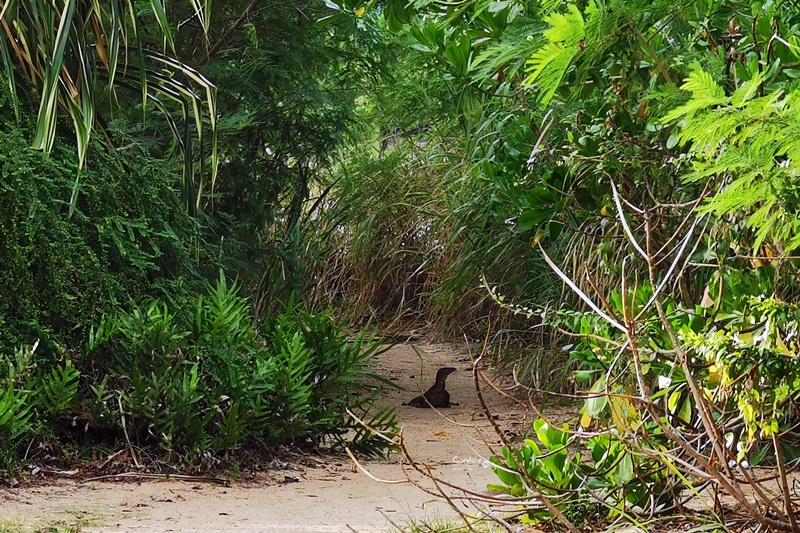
[406,367,456,408]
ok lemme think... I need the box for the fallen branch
[82,472,229,486]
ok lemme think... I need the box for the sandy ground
[0,343,551,533]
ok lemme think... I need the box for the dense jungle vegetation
[3,0,800,529]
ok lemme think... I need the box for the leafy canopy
[662,65,800,253]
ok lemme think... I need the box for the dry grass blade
[344,447,407,485]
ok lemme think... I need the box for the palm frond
[0,0,216,215]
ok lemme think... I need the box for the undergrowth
[0,272,397,476]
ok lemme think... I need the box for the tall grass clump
[312,122,562,340]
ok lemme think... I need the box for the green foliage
[191,272,253,347]
[521,259,800,525]
[489,419,576,499]
[309,1,800,530]
[489,418,678,521]
[39,360,80,416]
[0,0,397,478]
[263,297,398,452]
[311,0,697,336]
[523,2,594,105]
[0,89,200,355]
[0,272,396,474]
[312,39,562,334]
[263,330,315,439]
[662,66,800,252]
[120,361,212,460]
[192,0,387,305]
[677,275,800,455]
[0,0,216,213]
[0,343,82,473]
[0,382,34,473]
[311,140,452,326]
[82,274,397,466]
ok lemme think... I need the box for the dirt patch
[0,343,554,533]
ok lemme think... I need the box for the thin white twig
[527,109,554,167]
[118,394,140,469]
[344,447,407,485]
[539,244,626,332]
[611,180,648,260]
[346,408,399,445]
[635,216,701,321]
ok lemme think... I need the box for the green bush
[0,272,397,474]
[0,342,80,474]
[264,297,399,454]
[489,418,679,524]
[0,102,199,356]
[80,273,397,467]
[490,259,800,528]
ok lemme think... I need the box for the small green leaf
[585,375,608,416]
[677,394,693,424]
[615,452,634,485]
[666,131,680,149]
[667,389,682,413]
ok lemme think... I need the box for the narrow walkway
[0,344,530,532]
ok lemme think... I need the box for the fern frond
[543,4,584,45]
[665,73,800,252]
[681,67,726,101]
[661,69,728,124]
[525,42,566,82]
[522,3,587,105]
[472,23,543,81]
[751,207,782,252]
[537,0,563,18]
[748,201,779,232]
[40,360,80,415]
[730,71,766,108]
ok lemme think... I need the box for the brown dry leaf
[434,431,449,437]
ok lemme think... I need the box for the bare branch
[539,244,627,332]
